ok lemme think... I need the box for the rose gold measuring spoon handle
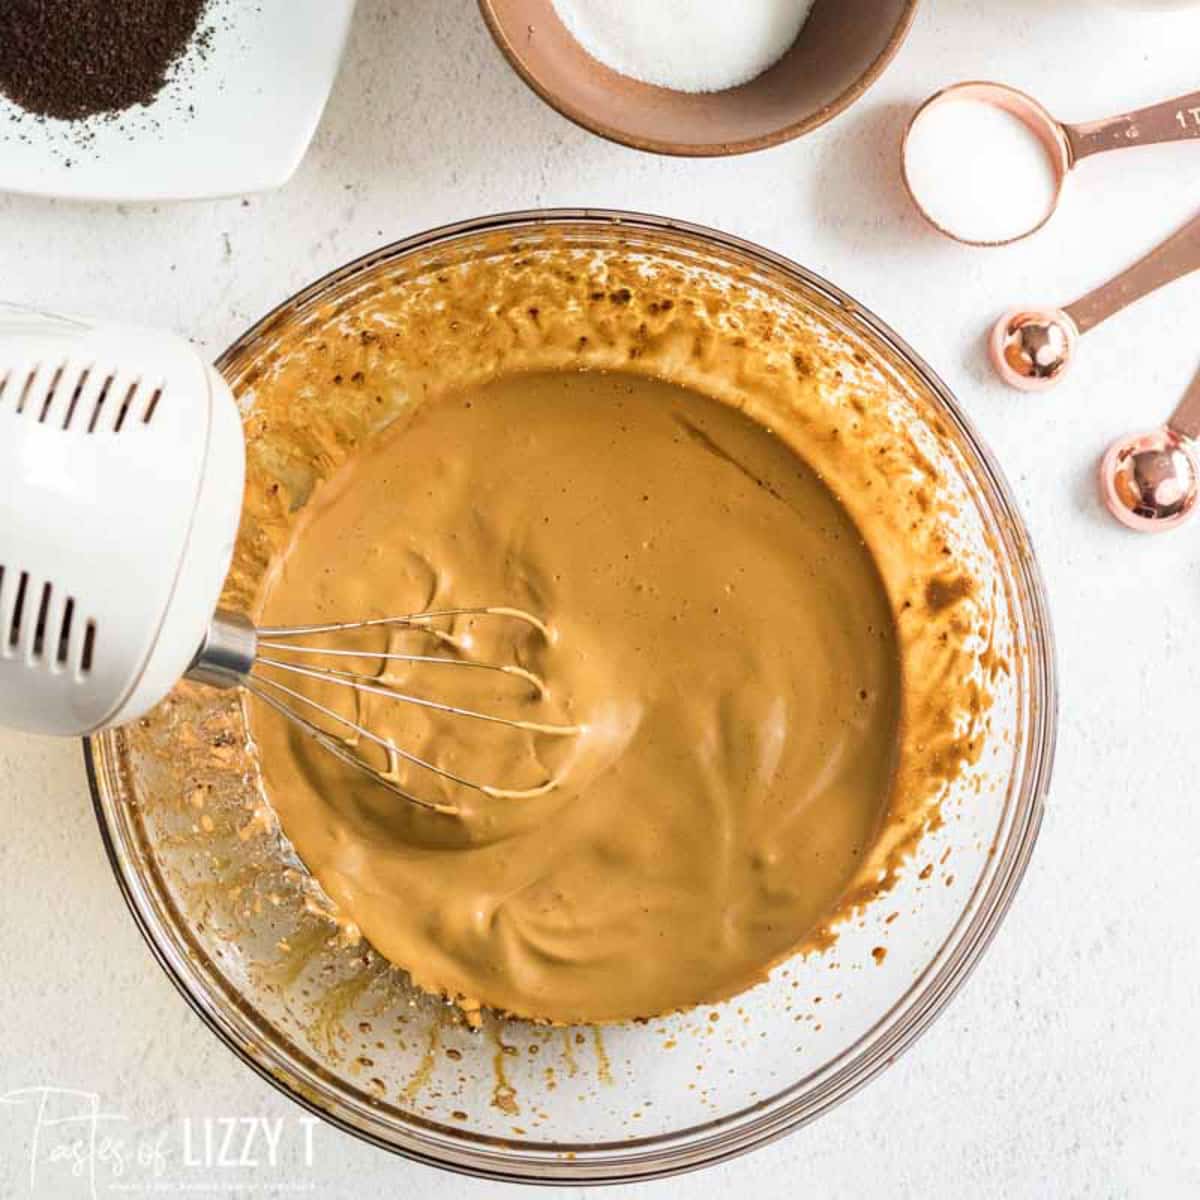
[1164,364,1200,441]
[1065,91,1200,164]
[1064,208,1200,334]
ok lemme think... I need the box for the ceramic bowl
[478,0,918,155]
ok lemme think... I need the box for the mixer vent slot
[142,384,163,424]
[0,567,93,675]
[57,597,75,666]
[38,364,64,423]
[112,380,139,432]
[16,367,36,414]
[88,375,115,432]
[81,619,97,675]
[60,367,90,430]
[7,569,28,651]
[0,364,41,415]
[31,582,51,659]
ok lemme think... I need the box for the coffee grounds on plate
[0,0,210,122]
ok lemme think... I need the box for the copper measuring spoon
[1100,363,1200,533]
[904,81,1200,247]
[990,209,1200,390]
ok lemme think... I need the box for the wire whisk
[186,606,582,813]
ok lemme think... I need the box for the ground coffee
[0,0,209,122]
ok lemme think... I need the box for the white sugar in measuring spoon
[904,96,1058,245]
[903,81,1200,247]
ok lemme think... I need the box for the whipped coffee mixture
[202,231,996,1030]
[252,369,900,1024]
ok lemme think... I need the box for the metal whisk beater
[186,606,582,813]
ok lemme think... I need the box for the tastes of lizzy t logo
[0,1086,318,1198]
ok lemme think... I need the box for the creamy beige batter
[204,228,998,1032]
[252,369,901,1024]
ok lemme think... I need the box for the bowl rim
[476,0,921,156]
[85,207,1057,1184]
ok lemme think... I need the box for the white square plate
[0,0,356,202]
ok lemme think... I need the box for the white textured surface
[3,1,1200,1195]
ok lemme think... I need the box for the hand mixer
[0,303,579,813]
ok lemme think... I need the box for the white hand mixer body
[0,303,244,736]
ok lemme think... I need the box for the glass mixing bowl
[85,210,1056,1184]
